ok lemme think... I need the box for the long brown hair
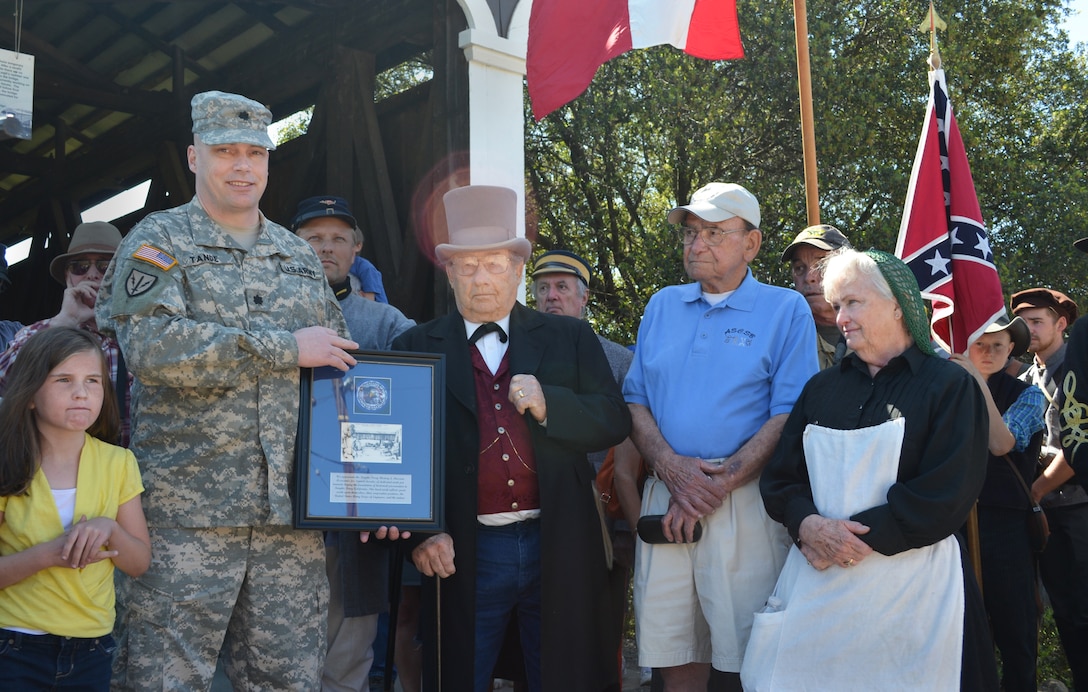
[0,327,120,496]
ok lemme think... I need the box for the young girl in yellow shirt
[0,327,150,690]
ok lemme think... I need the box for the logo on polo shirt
[723,328,754,347]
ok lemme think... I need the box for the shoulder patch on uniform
[132,244,177,271]
[125,269,158,297]
[280,262,321,280]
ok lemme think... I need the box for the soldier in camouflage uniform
[95,91,358,691]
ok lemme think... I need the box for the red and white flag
[526,0,743,120]
[895,68,1005,355]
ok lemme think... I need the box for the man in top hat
[392,185,630,692]
[0,221,133,444]
[952,315,1046,692]
[780,224,852,369]
[623,182,817,691]
[1012,286,1088,692]
[291,194,415,692]
[96,91,358,690]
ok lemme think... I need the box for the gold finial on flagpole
[917,1,947,70]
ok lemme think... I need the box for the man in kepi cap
[623,182,817,691]
[781,224,852,369]
[1012,285,1088,692]
[529,249,640,685]
[0,221,133,444]
[291,194,415,692]
[393,185,630,691]
[96,91,358,690]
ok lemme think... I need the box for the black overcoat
[392,303,631,691]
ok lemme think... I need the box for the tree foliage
[525,0,1088,345]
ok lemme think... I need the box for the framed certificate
[294,350,445,531]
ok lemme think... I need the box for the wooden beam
[0,18,121,93]
[0,148,55,177]
[325,46,357,198]
[34,74,174,115]
[98,6,212,79]
[350,49,404,274]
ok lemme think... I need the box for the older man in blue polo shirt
[623,183,817,691]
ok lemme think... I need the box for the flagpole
[794,0,820,225]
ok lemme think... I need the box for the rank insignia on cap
[133,244,177,271]
[125,269,157,297]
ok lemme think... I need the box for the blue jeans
[0,629,116,691]
[474,519,542,692]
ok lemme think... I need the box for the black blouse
[761,346,989,556]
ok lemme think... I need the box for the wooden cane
[966,503,983,597]
[435,575,442,692]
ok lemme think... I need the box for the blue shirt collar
[680,268,757,312]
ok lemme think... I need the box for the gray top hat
[435,186,531,264]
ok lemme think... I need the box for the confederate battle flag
[526,0,743,120]
[895,67,1005,354]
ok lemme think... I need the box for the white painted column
[456,0,532,297]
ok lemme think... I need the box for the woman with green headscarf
[743,248,998,690]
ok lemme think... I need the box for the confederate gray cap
[191,90,276,150]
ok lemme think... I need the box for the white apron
[741,419,964,691]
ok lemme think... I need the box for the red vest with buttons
[470,346,540,515]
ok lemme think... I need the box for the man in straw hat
[0,221,134,444]
[1012,285,1088,692]
[623,182,818,691]
[96,91,358,690]
[393,185,630,692]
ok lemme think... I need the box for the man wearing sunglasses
[0,221,133,445]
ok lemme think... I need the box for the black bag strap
[1003,454,1043,511]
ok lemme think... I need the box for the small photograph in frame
[295,350,445,531]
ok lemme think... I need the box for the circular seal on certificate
[356,379,389,411]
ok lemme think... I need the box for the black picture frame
[294,350,445,531]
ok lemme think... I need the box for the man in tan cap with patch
[781,224,852,369]
[623,182,817,691]
[0,221,134,444]
[96,90,359,690]
[392,185,630,692]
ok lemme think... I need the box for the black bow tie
[469,322,508,344]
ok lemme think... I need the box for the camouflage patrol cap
[191,90,275,150]
[781,224,851,262]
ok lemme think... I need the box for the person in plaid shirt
[0,221,132,446]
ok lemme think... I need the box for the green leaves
[525,0,1087,342]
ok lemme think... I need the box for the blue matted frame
[294,350,445,531]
